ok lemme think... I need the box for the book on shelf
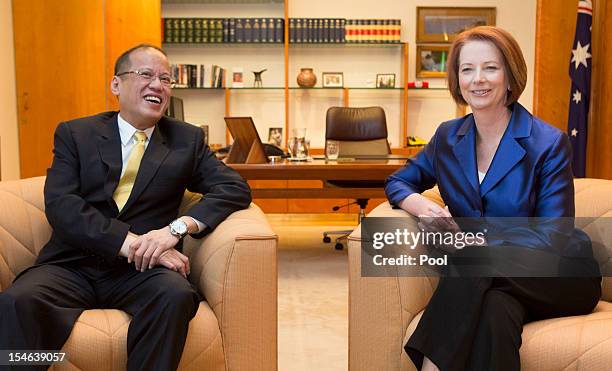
[289,18,295,43]
[212,65,226,88]
[186,18,194,43]
[235,18,244,42]
[295,18,303,43]
[306,18,313,43]
[172,64,227,88]
[274,18,284,43]
[179,18,187,43]
[222,19,229,42]
[253,18,261,43]
[244,18,253,43]
[229,18,236,42]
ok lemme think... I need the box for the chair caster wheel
[323,236,331,243]
[335,243,344,250]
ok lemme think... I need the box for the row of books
[162,17,401,44]
[288,18,345,43]
[171,64,226,88]
[289,18,401,43]
[345,19,402,43]
[163,18,284,44]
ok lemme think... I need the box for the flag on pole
[567,0,592,178]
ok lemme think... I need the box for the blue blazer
[385,103,594,258]
[386,103,574,218]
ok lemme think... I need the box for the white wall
[1,0,20,180]
[162,0,537,148]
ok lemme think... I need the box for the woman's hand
[399,193,462,252]
[399,193,458,232]
[418,206,461,234]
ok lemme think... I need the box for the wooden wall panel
[13,0,161,178]
[535,0,611,179]
[13,0,106,178]
[533,0,577,131]
[588,0,612,179]
[105,0,162,110]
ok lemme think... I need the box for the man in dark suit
[0,44,251,371]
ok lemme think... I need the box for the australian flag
[567,0,592,178]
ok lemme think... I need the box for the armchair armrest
[0,177,49,292]
[348,201,438,371]
[182,200,277,371]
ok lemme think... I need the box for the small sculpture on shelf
[252,69,267,88]
[297,68,317,88]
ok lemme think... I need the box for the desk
[229,159,406,199]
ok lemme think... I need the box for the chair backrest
[325,106,391,156]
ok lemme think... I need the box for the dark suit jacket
[37,112,251,266]
[385,103,591,258]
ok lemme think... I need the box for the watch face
[171,220,188,236]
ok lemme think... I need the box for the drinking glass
[326,140,339,160]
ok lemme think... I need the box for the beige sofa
[0,176,278,371]
[349,178,612,371]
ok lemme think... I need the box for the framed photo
[417,7,496,43]
[322,72,344,88]
[232,67,244,88]
[268,127,283,147]
[376,73,396,88]
[416,45,450,78]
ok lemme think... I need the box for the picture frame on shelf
[322,72,344,88]
[416,44,450,78]
[376,73,396,88]
[268,127,283,147]
[416,7,496,43]
[232,67,244,88]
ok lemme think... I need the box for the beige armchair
[349,178,612,371]
[0,176,278,371]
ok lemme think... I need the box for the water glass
[326,140,339,160]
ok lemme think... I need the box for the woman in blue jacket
[385,26,601,371]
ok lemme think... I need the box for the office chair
[322,106,391,250]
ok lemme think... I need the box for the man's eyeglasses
[116,70,175,87]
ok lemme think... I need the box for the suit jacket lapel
[119,121,170,215]
[479,104,531,197]
[452,115,481,197]
[97,114,123,200]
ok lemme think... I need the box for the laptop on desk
[224,117,269,164]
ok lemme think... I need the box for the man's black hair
[114,44,167,75]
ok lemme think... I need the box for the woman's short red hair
[446,26,527,106]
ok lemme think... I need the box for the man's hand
[129,227,180,272]
[158,248,190,278]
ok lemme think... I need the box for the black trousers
[0,258,200,371]
[405,270,602,371]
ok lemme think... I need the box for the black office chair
[322,106,391,250]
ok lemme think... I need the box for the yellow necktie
[113,131,147,211]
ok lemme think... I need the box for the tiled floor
[270,214,358,371]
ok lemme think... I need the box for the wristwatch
[169,219,189,239]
